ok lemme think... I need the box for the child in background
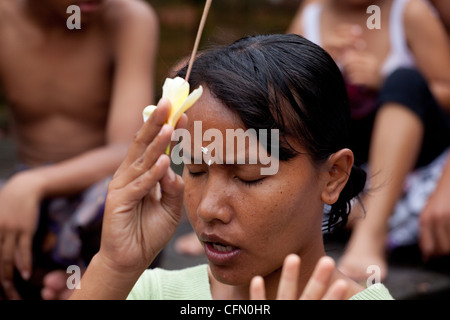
[0,0,158,299]
[288,0,450,281]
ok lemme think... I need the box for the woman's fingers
[300,256,336,300]
[249,255,301,300]
[16,232,32,281]
[113,124,174,190]
[276,254,301,300]
[112,154,171,209]
[250,276,266,300]
[115,100,189,190]
[322,279,348,300]
[115,98,172,177]
[159,166,185,220]
[249,255,348,300]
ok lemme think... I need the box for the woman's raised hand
[98,98,186,276]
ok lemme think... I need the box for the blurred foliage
[149,0,302,99]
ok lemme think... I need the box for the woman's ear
[320,149,354,205]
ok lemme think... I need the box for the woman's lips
[204,242,241,265]
[201,233,241,265]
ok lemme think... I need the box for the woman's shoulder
[127,264,212,300]
[349,283,395,300]
[403,0,441,30]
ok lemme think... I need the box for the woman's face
[183,88,327,286]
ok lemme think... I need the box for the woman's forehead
[182,88,280,174]
[185,87,245,131]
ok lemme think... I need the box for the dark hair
[176,34,366,232]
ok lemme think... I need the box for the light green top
[127,264,394,300]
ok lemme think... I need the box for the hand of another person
[250,255,349,300]
[324,24,365,62]
[340,48,383,90]
[419,176,450,260]
[0,171,44,299]
[96,98,186,277]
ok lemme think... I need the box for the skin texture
[183,88,329,299]
[0,0,158,298]
[70,90,364,300]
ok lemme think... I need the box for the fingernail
[22,271,30,281]
[168,169,175,182]
[159,124,170,136]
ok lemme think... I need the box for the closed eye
[235,176,265,186]
[187,170,205,178]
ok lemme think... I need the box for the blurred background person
[288,0,450,281]
[0,0,158,299]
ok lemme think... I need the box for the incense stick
[185,0,212,83]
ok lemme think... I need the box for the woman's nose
[196,177,233,225]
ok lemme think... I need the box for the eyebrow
[182,150,203,165]
[183,151,268,169]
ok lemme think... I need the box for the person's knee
[382,68,428,93]
[378,68,434,120]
